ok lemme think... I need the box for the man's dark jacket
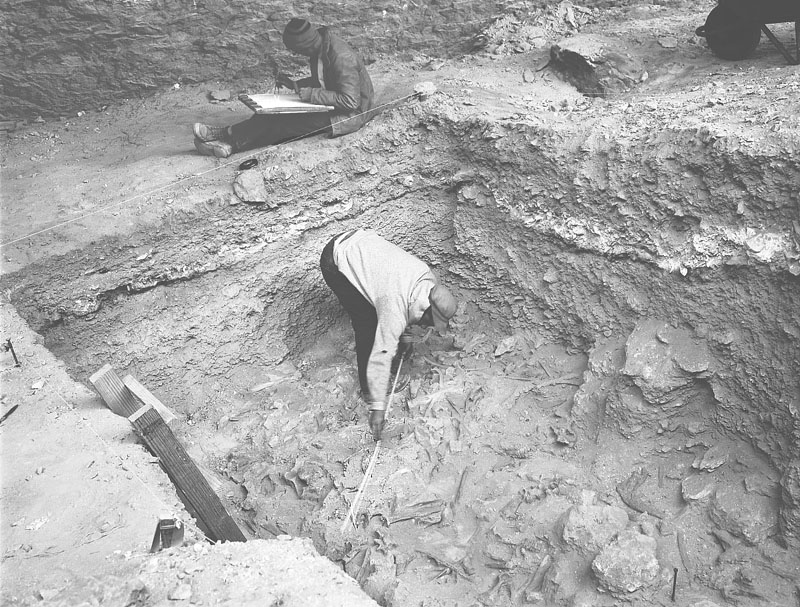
[296,27,375,137]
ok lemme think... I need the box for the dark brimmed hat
[429,284,457,331]
[283,18,320,51]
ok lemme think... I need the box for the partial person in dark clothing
[320,229,458,441]
[193,18,375,158]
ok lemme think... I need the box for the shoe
[193,123,230,142]
[194,137,234,158]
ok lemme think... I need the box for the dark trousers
[230,113,332,152]
[320,235,378,398]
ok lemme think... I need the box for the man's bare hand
[368,410,385,441]
[298,87,313,102]
[275,73,296,91]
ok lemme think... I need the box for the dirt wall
[1,0,515,120]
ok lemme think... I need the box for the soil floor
[2,2,800,607]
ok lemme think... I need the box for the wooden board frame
[89,365,246,543]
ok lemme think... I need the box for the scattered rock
[560,494,629,554]
[460,184,478,201]
[284,461,333,503]
[494,335,518,357]
[210,89,231,101]
[709,485,776,545]
[692,445,728,471]
[32,577,150,606]
[232,171,274,206]
[413,81,437,100]
[711,558,796,607]
[550,421,577,447]
[658,36,678,49]
[522,68,536,82]
[622,320,714,406]
[592,529,659,594]
[681,474,715,503]
[36,588,61,601]
[167,582,192,600]
[542,268,558,283]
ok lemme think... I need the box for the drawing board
[238,93,334,114]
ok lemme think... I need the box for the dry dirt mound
[29,538,378,607]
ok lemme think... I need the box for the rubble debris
[559,493,629,554]
[284,461,333,503]
[681,474,716,503]
[413,81,437,100]
[709,485,776,545]
[692,445,728,472]
[472,1,596,56]
[209,89,231,101]
[622,320,713,406]
[592,529,659,594]
[549,34,646,97]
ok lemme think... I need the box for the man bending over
[320,229,457,440]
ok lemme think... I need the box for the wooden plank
[90,366,246,543]
[89,364,129,417]
[122,374,222,492]
[133,406,246,543]
[123,375,176,425]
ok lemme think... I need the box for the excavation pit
[2,8,800,606]
[4,70,800,605]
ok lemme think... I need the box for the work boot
[193,123,230,142]
[194,137,234,158]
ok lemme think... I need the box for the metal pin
[0,404,19,425]
[2,339,20,367]
[671,567,678,602]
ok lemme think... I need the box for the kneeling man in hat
[320,229,458,440]
[193,17,375,158]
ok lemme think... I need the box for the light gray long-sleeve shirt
[333,229,435,402]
